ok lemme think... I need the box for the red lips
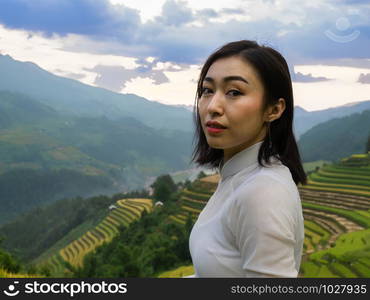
[205,120,227,129]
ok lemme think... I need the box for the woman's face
[198,55,270,163]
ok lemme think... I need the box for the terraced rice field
[169,179,215,225]
[36,198,153,276]
[0,268,44,278]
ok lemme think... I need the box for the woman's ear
[267,98,286,122]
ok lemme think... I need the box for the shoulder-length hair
[190,40,307,186]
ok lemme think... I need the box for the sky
[0,0,369,112]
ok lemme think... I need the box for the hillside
[0,90,194,225]
[0,188,150,263]
[34,198,154,277]
[7,174,193,278]
[31,189,192,278]
[294,100,370,140]
[0,54,194,133]
[0,172,193,278]
[298,109,370,163]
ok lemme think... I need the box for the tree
[180,179,191,189]
[39,264,51,277]
[366,133,370,153]
[184,213,194,236]
[150,174,177,202]
[0,237,20,273]
[197,171,207,179]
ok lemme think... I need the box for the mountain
[0,90,194,225]
[173,104,194,112]
[0,54,195,134]
[298,109,370,162]
[0,55,200,226]
[294,101,370,140]
[2,53,370,140]
[0,89,59,128]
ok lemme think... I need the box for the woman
[186,40,307,278]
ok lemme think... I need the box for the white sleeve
[227,175,298,277]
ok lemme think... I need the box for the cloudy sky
[0,0,369,111]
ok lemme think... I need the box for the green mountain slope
[299,109,370,163]
[0,54,194,133]
[0,90,193,225]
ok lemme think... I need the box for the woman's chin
[206,140,226,149]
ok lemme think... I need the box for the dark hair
[190,40,307,186]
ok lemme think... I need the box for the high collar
[218,141,263,181]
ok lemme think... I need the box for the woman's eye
[201,87,212,96]
[200,88,242,97]
[228,90,242,97]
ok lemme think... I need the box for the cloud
[85,63,169,92]
[358,73,370,84]
[278,21,370,66]
[0,0,369,69]
[341,0,370,4]
[85,56,192,92]
[220,8,245,15]
[0,0,141,40]
[54,69,86,80]
[292,72,331,82]
[290,58,370,69]
[195,8,219,18]
[155,0,194,26]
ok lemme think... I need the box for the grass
[0,268,45,278]
[157,265,195,278]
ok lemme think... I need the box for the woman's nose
[207,91,224,115]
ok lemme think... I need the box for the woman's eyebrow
[203,75,249,85]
